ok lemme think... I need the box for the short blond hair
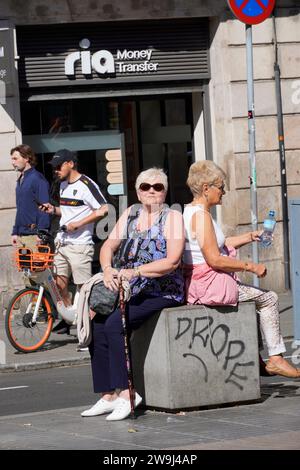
[187,161,227,196]
[135,167,168,192]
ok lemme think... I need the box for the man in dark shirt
[11,144,50,251]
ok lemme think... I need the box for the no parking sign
[227,0,276,25]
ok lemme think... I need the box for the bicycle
[5,228,79,353]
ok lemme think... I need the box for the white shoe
[81,398,118,417]
[106,392,142,421]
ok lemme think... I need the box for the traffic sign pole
[227,0,276,287]
[246,23,259,287]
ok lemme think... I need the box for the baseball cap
[48,149,77,168]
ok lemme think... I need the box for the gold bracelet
[243,262,249,273]
[103,265,112,271]
[134,267,141,278]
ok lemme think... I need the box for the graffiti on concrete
[175,316,255,391]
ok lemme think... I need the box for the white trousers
[238,283,286,357]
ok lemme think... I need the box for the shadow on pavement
[12,337,78,355]
[261,381,300,399]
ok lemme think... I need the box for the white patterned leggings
[238,283,286,357]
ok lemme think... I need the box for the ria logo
[65,38,115,76]
[65,39,158,77]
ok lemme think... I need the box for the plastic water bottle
[260,210,276,247]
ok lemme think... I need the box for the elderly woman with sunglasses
[183,160,300,379]
[81,168,185,421]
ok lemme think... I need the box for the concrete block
[0,245,22,288]
[233,115,300,154]
[221,219,285,292]
[0,133,18,171]
[287,185,300,200]
[233,117,277,154]
[227,17,273,45]
[209,20,234,162]
[233,222,286,292]
[289,79,300,113]
[221,191,237,232]
[0,171,17,209]
[286,151,300,185]
[281,80,300,114]
[236,186,282,225]
[279,44,300,79]
[235,259,285,293]
[132,303,260,410]
[237,220,284,261]
[0,209,16,246]
[230,79,300,117]
[284,115,300,150]
[275,9,300,43]
[230,45,274,82]
[0,100,16,133]
[234,152,281,189]
[258,259,285,293]
[231,81,276,118]
[227,10,300,45]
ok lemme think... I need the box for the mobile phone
[35,199,48,209]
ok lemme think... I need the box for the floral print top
[117,204,184,303]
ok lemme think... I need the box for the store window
[20,94,193,207]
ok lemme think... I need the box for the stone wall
[209,3,300,291]
[0,21,23,310]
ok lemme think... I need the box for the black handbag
[88,238,127,316]
[89,281,119,316]
[89,208,136,315]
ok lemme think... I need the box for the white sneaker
[81,398,118,417]
[106,392,143,421]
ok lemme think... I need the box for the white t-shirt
[56,175,107,245]
[183,205,226,264]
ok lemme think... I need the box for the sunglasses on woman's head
[139,183,165,192]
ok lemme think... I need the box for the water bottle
[260,210,276,247]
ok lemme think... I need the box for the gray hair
[187,160,227,196]
[135,167,168,192]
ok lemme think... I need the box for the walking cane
[119,278,136,420]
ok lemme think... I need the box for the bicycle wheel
[5,288,54,353]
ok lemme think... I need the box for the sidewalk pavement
[0,321,89,372]
[0,291,300,450]
[0,290,296,373]
[0,380,300,450]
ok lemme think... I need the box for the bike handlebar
[28,226,67,245]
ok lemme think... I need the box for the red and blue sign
[227,0,276,25]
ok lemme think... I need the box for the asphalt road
[0,364,96,417]
[0,339,299,418]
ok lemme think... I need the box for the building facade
[0,0,300,308]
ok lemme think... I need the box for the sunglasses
[139,183,165,192]
[210,183,225,192]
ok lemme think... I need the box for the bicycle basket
[15,246,55,272]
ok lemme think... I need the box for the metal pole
[246,24,259,287]
[272,14,291,290]
[274,63,291,289]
